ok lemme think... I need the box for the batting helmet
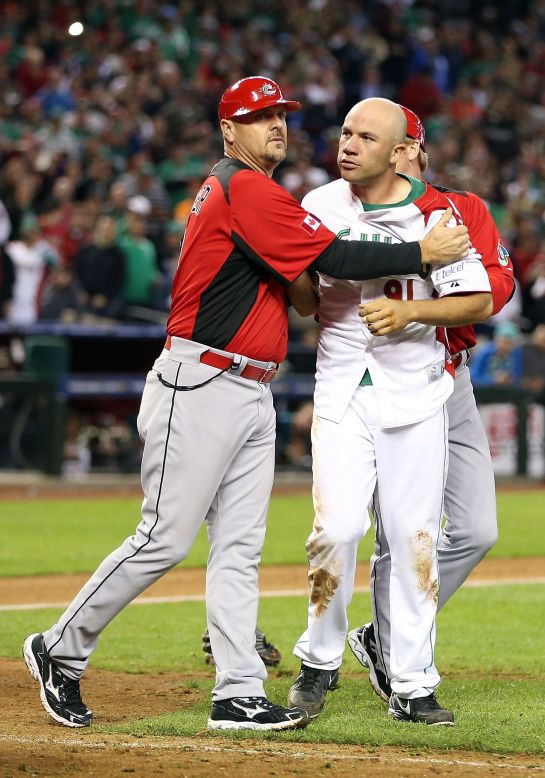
[218,76,301,121]
[399,105,426,149]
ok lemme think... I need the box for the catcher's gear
[218,76,301,121]
[202,627,282,667]
[399,104,426,149]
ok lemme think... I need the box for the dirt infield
[2,657,545,778]
[1,555,544,609]
[2,558,545,776]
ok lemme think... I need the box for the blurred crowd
[1,0,545,471]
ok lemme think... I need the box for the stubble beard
[265,147,287,164]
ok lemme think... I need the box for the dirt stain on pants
[410,530,439,605]
[308,566,339,617]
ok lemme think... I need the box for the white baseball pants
[294,385,449,698]
[43,338,276,701]
[370,364,497,678]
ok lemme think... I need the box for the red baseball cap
[399,104,426,149]
[218,76,301,121]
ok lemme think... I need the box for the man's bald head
[344,99,407,145]
[337,98,409,189]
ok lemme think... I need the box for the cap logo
[260,83,277,96]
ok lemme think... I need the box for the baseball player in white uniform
[347,106,515,706]
[288,98,492,725]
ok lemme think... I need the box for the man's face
[225,108,288,170]
[94,216,117,247]
[337,103,404,185]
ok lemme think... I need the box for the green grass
[0,489,543,576]
[109,678,544,754]
[2,585,544,753]
[2,487,543,754]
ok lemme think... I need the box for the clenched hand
[419,208,469,265]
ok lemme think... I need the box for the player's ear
[221,119,236,145]
[391,142,407,164]
[406,140,420,162]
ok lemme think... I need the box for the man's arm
[458,192,515,313]
[313,208,469,280]
[288,270,319,316]
[360,293,493,336]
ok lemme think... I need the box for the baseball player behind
[22,79,469,734]
[288,98,492,725]
[347,106,515,705]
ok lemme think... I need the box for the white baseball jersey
[302,175,491,428]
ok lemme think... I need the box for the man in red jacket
[348,105,515,704]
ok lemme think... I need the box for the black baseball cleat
[203,627,282,667]
[347,622,391,702]
[22,633,93,728]
[388,692,454,726]
[207,696,310,730]
[287,662,339,718]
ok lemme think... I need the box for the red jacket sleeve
[451,192,515,315]
[230,170,336,285]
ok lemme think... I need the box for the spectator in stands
[4,214,58,324]
[37,182,77,266]
[283,399,314,470]
[62,413,91,480]
[73,215,126,321]
[521,324,545,406]
[38,265,85,323]
[522,252,545,328]
[399,65,442,120]
[2,169,42,242]
[0,248,15,319]
[152,219,184,311]
[470,321,523,387]
[118,196,160,320]
[0,197,13,318]
[76,153,114,202]
[118,158,170,249]
[0,198,12,247]
[103,181,130,233]
[36,67,76,120]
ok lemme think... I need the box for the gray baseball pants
[370,362,498,675]
[43,337,276,701]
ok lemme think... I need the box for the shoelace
[298,666,328,691]
[58,673,85,707]
[417,694,441,711]
[238,696,274,710]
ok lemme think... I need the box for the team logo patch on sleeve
[191,184,211,216]
[497,241,510,266]
[301,213,321,236]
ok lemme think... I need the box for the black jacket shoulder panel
[210,158,252,203]
[431,183,469,197]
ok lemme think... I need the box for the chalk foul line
[1,577,544,612]
[0,733,543,772]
